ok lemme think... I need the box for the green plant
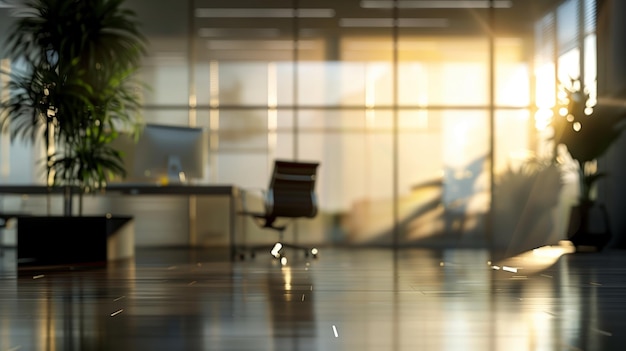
[0,0,147,214]
[553,79,626,203]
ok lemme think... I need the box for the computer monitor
[114,123,207,184]
[137,124,206,183]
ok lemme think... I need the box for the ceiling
[1,0,564,61]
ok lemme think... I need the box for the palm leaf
[1,0,147,194]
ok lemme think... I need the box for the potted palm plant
[0,0,147,268]
[553,78,626,251]
[1,0,146,214]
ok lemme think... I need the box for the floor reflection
[0,246,625,350]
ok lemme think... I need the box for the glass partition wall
[1,0,595,251]
[180,0,554,249]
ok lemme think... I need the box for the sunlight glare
[532,242,575,261]
[502,266,518,273]
[271,243,283,258]
[283,266,292,290]
[534,109,553,131]
[492,241,575,275]
[535,63,556,108]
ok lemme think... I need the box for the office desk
[0,184,237,196]
[0,212,29,256]
[0,184,241,260]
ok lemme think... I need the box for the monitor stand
[167,155,186,184]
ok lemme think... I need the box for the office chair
[239,160,320,262]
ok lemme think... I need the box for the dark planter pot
[566,201,611,252]
[17,215,134,271]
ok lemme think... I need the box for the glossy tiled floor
[0,245,625,351]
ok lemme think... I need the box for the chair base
[241,242,318,261]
